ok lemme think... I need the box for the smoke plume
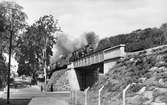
[50,31,99,64]
[84,31,99,49]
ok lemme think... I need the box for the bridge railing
[73,44,125,68]
[73,51,103,68]
[103,44,125,61]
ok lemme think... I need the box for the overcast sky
[4,0,167,39]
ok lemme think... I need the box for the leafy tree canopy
[0,1,27,54]
[16,15,60,81]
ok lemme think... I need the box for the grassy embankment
[85,45,167,105]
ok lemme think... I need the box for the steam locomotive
[48,44,96,77]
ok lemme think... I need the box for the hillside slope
[86,45,167,105]
[47,69,70,91]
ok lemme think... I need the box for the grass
[0,99,31,105]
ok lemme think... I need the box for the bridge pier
[67,64,80,91]
[75,65,99,91]
[67,63,102,91]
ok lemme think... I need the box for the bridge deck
[72,44,126,68]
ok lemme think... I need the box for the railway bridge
[67,44,126,91]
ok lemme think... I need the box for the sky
[1,0,167,71]
[3,53,18,72]
[3,0,167,39]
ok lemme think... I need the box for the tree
[0,54,7,88]
[33,15,59,66]
[0,12,6,32]
[0,1,27,87]
[160,23,167,43]
[16,15,60,82]
[0,1,27,55]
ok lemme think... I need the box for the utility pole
[7,24,13,104]
[7,2,15,104]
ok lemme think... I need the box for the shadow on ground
[0,98,31,105]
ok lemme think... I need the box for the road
[0,86,70,105]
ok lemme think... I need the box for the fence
[70,86,104,105]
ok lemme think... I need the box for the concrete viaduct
[67,44,126,91]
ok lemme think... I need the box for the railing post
[98,86,104,105]
[84,87,90,105]
[75,90,77,105]
[122,83,136,105]
[71,90,75,105]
